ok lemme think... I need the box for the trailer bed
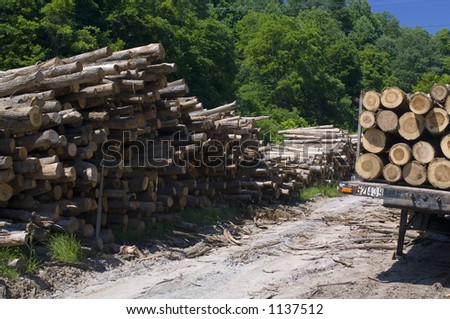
[338,180,450,258]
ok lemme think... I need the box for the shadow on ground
[378,234,450,288]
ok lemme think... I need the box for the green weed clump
[0,248,22,279]
[47,234,83,263]
[299,184,341,202]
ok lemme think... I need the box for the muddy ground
[4,195,450,299]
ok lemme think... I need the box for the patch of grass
[148,219,175,239]
[46,234,83,262]
[299,184,341,202]
[183,205,242,226]
[0,247,21,279]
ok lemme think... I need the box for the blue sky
[367,0,450,34]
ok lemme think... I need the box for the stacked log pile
[261,125,355,201]
[356,86,450,189]
[0,43,307,248]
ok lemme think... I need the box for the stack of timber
[0,43,295,248]
[261,125,355,201]
[356,86,450,189]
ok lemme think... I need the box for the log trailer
[337,92,450,258]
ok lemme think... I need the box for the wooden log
[362,91,381,111]
[427,158,450,189]
[13,157,41,174]
[51,216,79,234]
[359,110,376,129]
[446,95,450,114]
[0,169,15,183]
[32,162,63,180]
[61,46,112,64]
[0,72,44,97]
[388,143,412,166]
[376,110,398,133]
[7,194,39,210]
[398,112,425,141]
[402,161,427,186]
[361,128,386,154]
[383,163,403,183]
[412,141,436,164]
[355,153,384,180]
[381,86,408,111]
[37,68,105,91]
[409,92,433,115]
[60,198,98,216]
[0,184,13,202]
[9,148,26,162]
[0,231,29,247]
[0,138,15,155]
[430,83,450,103]
[425,107,449,135]
[441,134,450,160]
[0,104,42,133]
[15,129,60,151]
[0,156,13,170]
[71,161,98,185]
[43,61,83,78]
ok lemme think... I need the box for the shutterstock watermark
[99,130,351,169]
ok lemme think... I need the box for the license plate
[355,185,384,198]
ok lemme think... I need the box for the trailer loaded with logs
[0,43,354,249]
[339,87,450,258]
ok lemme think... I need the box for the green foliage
[183,205,241,226]
[0,248,22,279]
[46,234,83,263]
[413,73,450,93]
[1,0,449,131]
[299,184,341,202]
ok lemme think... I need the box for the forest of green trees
[2,0,450,133]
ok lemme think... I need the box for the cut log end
[355,153,384,180]
[376,110,398,133]
[383,163,402,183]
[389,143,411,166]
[398,112,425,141]
[425,108,449,135]
[402,161,427,186]
[359,110,376,129]
[409,93,432,115]
[427,158,450,189]
[362,91,381,111]
[412,141,435,164]
[362,128,386,154]
[381,86,407,109]
[441,134,450,160]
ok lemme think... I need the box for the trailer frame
[338,180,450,258]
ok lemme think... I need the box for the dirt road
[45,195,450,299]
